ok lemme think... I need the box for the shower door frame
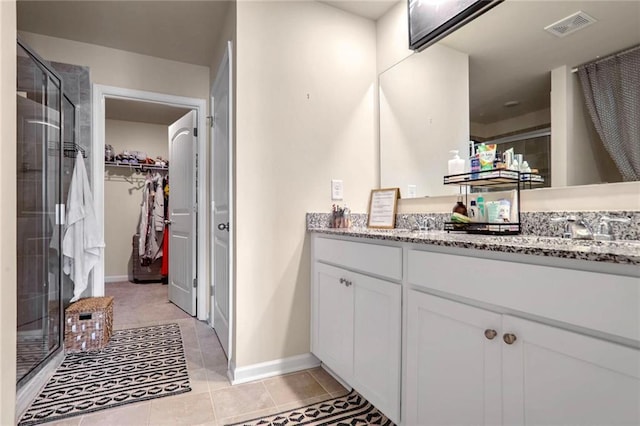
[16,36,65,390]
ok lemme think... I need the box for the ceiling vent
[544,11,597,38]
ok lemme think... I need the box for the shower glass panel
[16,40,63,388]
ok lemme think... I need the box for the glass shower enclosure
[16,38,74,388]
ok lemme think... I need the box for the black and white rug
[226,390,395,426]
[19,323,191,425]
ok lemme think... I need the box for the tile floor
[40,281,348,426]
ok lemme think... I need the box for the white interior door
[168,110,197,316]
[211,42,232,357]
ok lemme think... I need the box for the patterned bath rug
[19,323,191,425]
[226,389,396,426]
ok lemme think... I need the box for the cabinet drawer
[314,237,402,281]
[408,249,640,343]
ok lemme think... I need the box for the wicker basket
[64,296,114,352]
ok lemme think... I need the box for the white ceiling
[439,0,640,124]
[17,1,640,126]
[321,0,398,20]
[105,98,191,125]
[17,1,230,67]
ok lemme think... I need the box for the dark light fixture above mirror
[408,0,503,51]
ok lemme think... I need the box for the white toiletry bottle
[476,195,486,222]
[448,150,465,175]
[468,197,478,222]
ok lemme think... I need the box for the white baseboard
[230,353,320,385]
[104,275,129,283]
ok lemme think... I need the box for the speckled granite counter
[308,226,640,266]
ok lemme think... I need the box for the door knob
[217,222,229,231]
[164,219,172,225]
[503,333,517,345]
[484,329,497,340]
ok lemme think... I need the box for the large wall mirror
[380,0,640,197]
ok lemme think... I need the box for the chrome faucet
[421,217,436,231]
[551,215,593,240]
[594,216,631,241]
[403,215,420,231]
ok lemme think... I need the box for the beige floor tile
[206,365,232,391]
[79,401,151,426]
[262,371,327,406]
[330,388,351,398]
[202,348,228,370]
[188,368,213,395]
[148,391,215,425]
[39,416,83,426]
[211,382,275,420]
[308,367,349,394]
[217,406,283,426]
[276,393,333,412]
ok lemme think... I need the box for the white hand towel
[62,155,105,301]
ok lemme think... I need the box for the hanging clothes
[161,176,170,276]
[62,155,105,301]
[138,172,164,265]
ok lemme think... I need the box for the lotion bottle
[476,194,486,222]
[448,150,465,175]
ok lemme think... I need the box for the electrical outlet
[407,185,417,198]
[331,179,344,200]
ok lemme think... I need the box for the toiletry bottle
[448,150,465,175]
[468,198,478,222]
[476,195,485,222]
[453,196,468,217]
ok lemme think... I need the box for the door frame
[92,84,208,321]
[210,40,234,361]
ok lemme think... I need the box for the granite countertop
[309,227,640,265]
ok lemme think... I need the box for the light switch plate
[407,185,417,198]
[331,179,344,200]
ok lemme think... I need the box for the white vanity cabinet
[406,249,640,426]
[406,290,502,425]
[311,236,402,424]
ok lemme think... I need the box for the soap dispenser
[448,150,465,175]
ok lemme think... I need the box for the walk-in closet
[103,99,189,284]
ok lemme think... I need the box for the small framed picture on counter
[367,188,400,229]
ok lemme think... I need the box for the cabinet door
[312,262,354,381]
[406,291,502,426]
[352,273,401,424]
[502,315,640,426]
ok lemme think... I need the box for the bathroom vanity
[309,226,640,425]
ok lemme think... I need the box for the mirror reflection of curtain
[577,45,640,181]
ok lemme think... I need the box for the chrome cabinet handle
[503,333,517,345]
[338,278,352,287]
[484,329,497,340]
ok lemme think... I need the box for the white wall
[104,120,169,279]
[376,0,412,74]
[18,31,209,100]
[0,2,17,423]
[235,1,377,367]
[377,0,469,198]
[471,108,551,139]
[552,65,622,187]
[570,74,622,185]
[397,181,640,213]
[379,44,469,197]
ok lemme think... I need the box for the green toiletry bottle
[477,195,486,222]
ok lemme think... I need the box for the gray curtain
[578,45,640,181]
